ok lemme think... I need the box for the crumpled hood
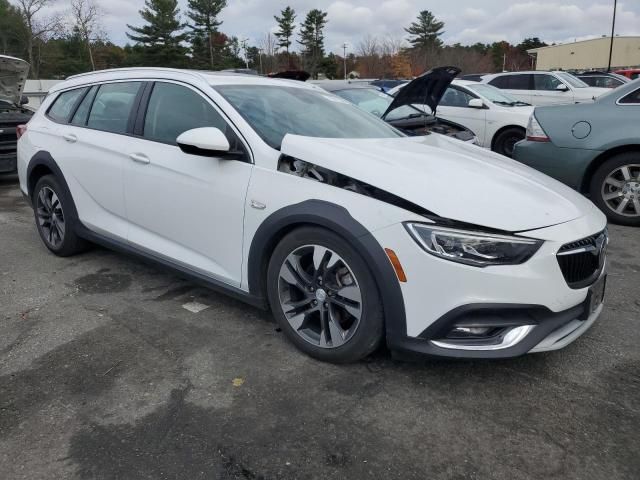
[382,66,460,119]
[281,134,599,232]
[0,55,29,106]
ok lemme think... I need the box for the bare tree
[15,0,64,78]
[356,34,380,78]
[259,32,278,73]
[71,0,100,70]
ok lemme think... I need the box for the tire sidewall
[590,153,640,227]
[494,128,525,158]
[266,226,384,363]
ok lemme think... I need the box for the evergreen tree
[405,10,444,50]
[298,9,328,79]
[186,0,227,69]
[126,0,187,67]
[0,0,27,57]
[274,6,296,56]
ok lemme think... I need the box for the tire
[32,175,88,256]
[589,153,640,226]
[493,127,525,158]
[266,226,384,363]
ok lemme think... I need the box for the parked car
[0,55,34,174]
[389,79,534,157]
[615,69,640,81]
[459,73,488,82]
[575,71,630,89]
[18,68,607,362]
[369,79,409,92]
[316,67,477,143]
[480,71,609,106]
[514,79,640,226]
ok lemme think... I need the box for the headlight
[405,223,542,267]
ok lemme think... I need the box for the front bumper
[0,153,17,173]
[372,216,606,359]
[513,140,600,191]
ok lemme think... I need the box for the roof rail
[66,67,208,82]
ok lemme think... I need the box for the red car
[615,69,640,80]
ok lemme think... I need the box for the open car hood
[0,55,29,106]
[382,66,460,120]
[280,134,601,232]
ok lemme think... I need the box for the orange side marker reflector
[385,248,407,283]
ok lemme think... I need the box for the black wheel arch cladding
[248,199,408,344]
[27,151,80,220]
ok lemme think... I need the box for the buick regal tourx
[17,68,608,363]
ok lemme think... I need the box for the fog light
[451,327,492,336]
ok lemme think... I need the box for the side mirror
[20,95,29,105]
[555,84,569,92]
[468,98,485,109]
[176,127,230,157]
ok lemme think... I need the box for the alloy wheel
[36,186,66,248]
[601,163,640,217]
[277,244,362,349]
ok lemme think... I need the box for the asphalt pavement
[1,174,639,480]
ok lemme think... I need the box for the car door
[123,81,253,286]
[436,86,487,145]
[531,74,573,105]
[54,81,143,240]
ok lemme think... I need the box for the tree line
[0,0,547,80]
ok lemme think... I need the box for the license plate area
[585,275,606,318]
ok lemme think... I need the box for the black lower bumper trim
[388,301,587,359]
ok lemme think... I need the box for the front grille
[557,230,607,289]
[0,125,18,156]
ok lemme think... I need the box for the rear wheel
[33,175,87,256]
[266,227,384,363]
[493,127,525,158]
[590,153,640,226]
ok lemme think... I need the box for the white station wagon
[17,68,607,363]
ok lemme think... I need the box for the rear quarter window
[47,88,88,123]
[619,88,640,104]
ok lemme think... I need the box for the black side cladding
[277,154,435,218]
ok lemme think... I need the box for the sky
[42,0,640,55]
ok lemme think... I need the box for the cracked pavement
[1,174,639,479]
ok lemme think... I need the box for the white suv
[17,68,608,363]
[480,71,609,106]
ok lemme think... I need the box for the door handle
[63,133,77,143]
[129,153,150,164]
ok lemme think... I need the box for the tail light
[525,114,550,142]
[16,124,27,140]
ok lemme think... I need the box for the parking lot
[0,173,639,479]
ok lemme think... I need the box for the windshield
[466,83,528,106]
[332,88,423,121]
[214,85,403,149]
[555,72,589,88]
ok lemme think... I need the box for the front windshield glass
[555,72,589,88]
[333,88,422,121]
[214,85,404,150]
[466,83,527,105]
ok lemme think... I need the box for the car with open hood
[18,68,607,363]
[314,67,477,144]
[388,79,534,158]
[0,55,33,174]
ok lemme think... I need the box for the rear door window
[507,74,532,90]
[87,82,142,134]
[47,88,88,123]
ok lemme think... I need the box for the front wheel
[589,153,640,226]
[493,127,525,158]
[266,227,384,363]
